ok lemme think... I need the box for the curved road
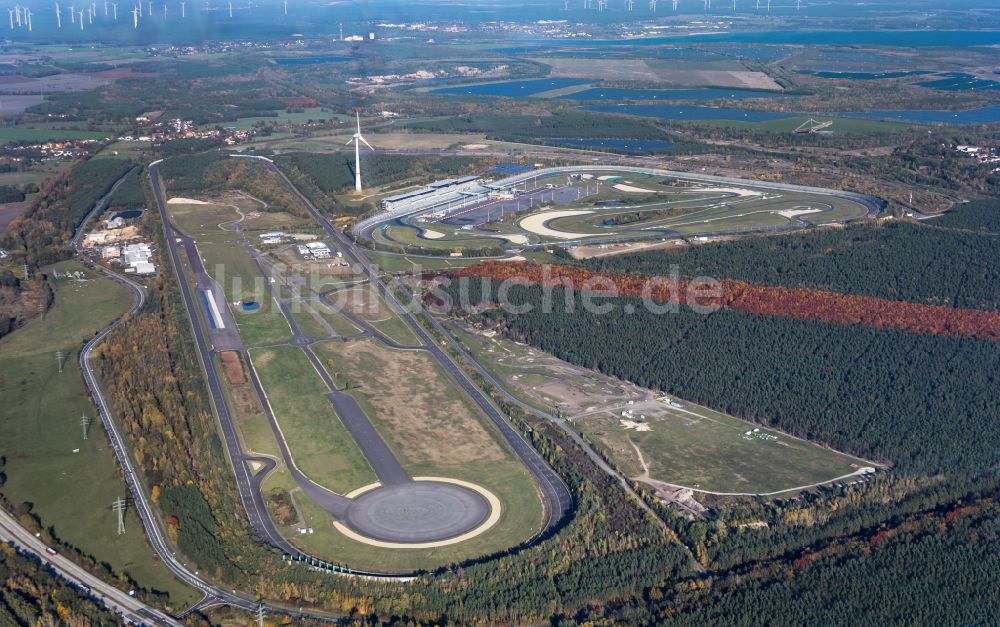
[237,155,574,531]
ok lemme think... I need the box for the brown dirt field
[324,287,387,321]
[231,385,261,417]
[315,339,505,467]
[220,351,245,384]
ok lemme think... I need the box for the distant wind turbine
[55,2,62,27]
[132,3,137,26]
[112,2,117,19]
[180,0,184,17]
[8,8,14,29]
[346,112,373,192]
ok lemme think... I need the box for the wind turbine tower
[132,4,137,27]
[55,1,62,26]
[104,0,107,15]
[25,7,30,30]
[112,2,117,19]
[228,0,232,16]
[347,112,373,193]
[283,0,287,14]
[14,5,20,27]
[180,0,184,16]
[79,7,83,28]
[8,8,13,29]
[162,3,166,17]
[649,0,656,10]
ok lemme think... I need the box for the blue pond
[560,87,788,101]
[917,73,1000,92]
[432,78,590,97]
[835,105,1000,125]
[552,138,675,152]
[581,104,796,122]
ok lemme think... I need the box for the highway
[0,508,183,626]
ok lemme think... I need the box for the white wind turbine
[55,2,61,27]
[7,8,13,29]
[25,7,30,29]
[112,2,116,19]
[180,0,184,17]
[346,112,373,193]
[132,3,137,26]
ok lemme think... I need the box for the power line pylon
[81,414,90,440]
[112,497,126,535]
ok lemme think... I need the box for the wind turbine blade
[360,135,373,150]
[345,137,354,146]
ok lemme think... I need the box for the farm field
[0,261,197,608]
[446,321,871,495]
[0,127,110,142]
[216,107,349,130]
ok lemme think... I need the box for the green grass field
[217,107,349,131]
[0,261,197,608]
[446,319,870,494]
[695,116,911,134]
[0,128,110,142]
[283,459,543,572]
[195,235,292,345]
[250,345,376,494]
[576,401,869,494]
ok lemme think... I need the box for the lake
[431,78,590,97]
[835,105,1000,125]
[580,104,797,122]
[812,71,929,80]
[559,87,789,101]
[917,73,1000,91]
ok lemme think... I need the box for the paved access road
[240,155,574,531]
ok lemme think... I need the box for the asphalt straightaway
[240,155,574,532]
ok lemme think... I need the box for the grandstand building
[380,176,483,212]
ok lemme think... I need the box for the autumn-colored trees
[453,261,1000,342]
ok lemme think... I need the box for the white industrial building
[380,176,484,212]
